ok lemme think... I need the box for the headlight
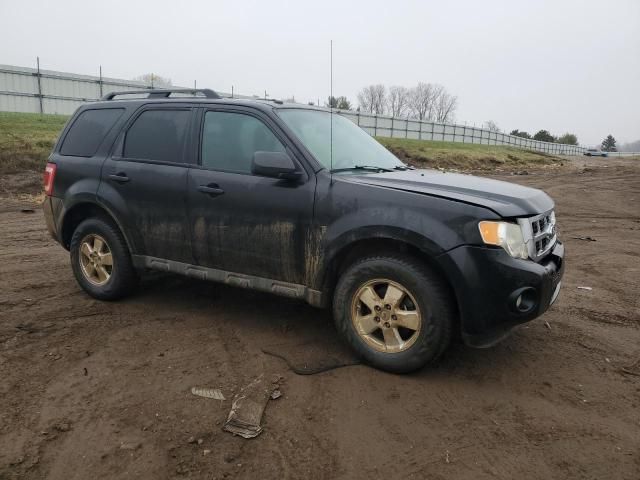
[478,221,528,259]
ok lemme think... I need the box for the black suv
[43,88,564,373]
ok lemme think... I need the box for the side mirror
[251,151,301,181]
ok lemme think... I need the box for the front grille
[528,210,556,260]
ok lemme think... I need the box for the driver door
[186,107,315,285]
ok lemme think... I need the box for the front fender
[309,172,500,292]
[315,224,442,289]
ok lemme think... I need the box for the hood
[341,169,554,217]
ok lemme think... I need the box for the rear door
[98,105,195,263]
[186,107,315,284]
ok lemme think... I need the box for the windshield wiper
[393,165,412,171]
[330,165,395,173]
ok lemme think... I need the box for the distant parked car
[584,148,608,157]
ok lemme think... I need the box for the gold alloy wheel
[79,234,113,286]
[351,278,422,353]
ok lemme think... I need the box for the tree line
[510,128,619,151]
[324,83,458,123]
[509,129,579,146]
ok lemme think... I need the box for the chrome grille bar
[518,210,557,261]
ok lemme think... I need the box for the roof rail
[101,88,221,101]
[258,98,284,105]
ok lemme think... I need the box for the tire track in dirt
[2,159,640,479]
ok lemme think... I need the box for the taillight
[43,163,57,196]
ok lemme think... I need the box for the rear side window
[60,108,124,157]
[201,111,285,173]
[124,109,190,162]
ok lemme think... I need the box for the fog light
[516,295,523,309]
[509,287,537,314]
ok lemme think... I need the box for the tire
[333,254,455,373]
[69,217,138,300]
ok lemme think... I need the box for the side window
[60,108,124,157]
[124,109,190,162]
[201,111,286,174]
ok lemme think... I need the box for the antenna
[330,39,333,184]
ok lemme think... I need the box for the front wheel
[333,254,455,373]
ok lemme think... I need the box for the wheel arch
[60,201,135,254]
[318,233,459,319]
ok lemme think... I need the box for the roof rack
[101,88,221,101]
[261,98,284,105]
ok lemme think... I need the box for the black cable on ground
[261,348,361,375]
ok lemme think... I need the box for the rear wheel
[70,217,137,300]
[333,254,455,373]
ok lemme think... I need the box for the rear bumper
[437,241,565,347]
[42,196,63,243]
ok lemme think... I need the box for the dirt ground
[1,157,639,480]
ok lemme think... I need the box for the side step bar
[132,255,324,307]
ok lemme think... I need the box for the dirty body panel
[308,170,501,290]
[187,167,316,284]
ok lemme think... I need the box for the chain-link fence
[1,62,637,157]
[0,63,246,115]
[339,111,586,155]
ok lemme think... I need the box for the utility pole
[36,57,43,114]
[99,65,103,97]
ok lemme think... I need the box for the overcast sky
[1,0,638,146]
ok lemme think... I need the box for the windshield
[277,109,405,172]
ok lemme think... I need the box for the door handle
[108,173,130,183]
[197,184,224,196]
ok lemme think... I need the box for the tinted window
[124,110,190,162]
[201,111,285,173]
[60,108,124,157]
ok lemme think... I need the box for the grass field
[0,111,563,176]
[0,112,69,174]
[377,137,562,171]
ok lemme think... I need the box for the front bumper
[437,241,565,347]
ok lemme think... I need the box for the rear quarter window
[60,108,124,157]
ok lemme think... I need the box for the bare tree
[359,82,458,122]
[133,73,172,88]
[485,120,500,132]
[433,88,458,123]
[408,82,435,120]
[357,87,374,113]
[357,85,387,115]
[387,86,410,117]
